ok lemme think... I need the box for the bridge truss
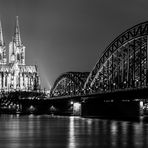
[84,21,148,94]
[50,72,89,97]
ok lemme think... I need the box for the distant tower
[0,20,6,64]
[9,16,25,65]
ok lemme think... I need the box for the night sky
[0,0,148,89]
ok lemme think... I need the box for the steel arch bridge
[84,21,148,94]
[50,72,89,97]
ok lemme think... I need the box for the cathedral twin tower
[0,16,25,65]
[0,16,40,91]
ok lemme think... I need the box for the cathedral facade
[0,16,40,92]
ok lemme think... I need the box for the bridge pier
[49,99,73,115]
[49,97,82,116]
[81,97,142,119]
[20,99,51,114]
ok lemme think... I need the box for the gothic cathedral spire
[9,16,25,65]
[0,20,4,46]
[0,19,6,64]
[14,16,21,46]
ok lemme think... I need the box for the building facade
[0,16,40,92]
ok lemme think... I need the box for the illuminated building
[0,16,40,92]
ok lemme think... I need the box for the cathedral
[0,16,40,92]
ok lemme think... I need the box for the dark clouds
[0,0,148,89]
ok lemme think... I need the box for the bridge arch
[84,21,148,94]
[50,72,89,97]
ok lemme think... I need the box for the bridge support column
[139,100,144,116]
[49,97,82,116]
[81,97,141,119]
[20,99,51,114]
[72,101,81,116]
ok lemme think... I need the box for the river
[0,115,148,148]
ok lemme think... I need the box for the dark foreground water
[0,115,148,148]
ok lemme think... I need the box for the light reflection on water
[68,117,76,148]
[0,115,148,148]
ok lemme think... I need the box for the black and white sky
[0,0,148,89]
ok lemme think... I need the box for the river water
[0,115,148,148]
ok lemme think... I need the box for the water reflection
[0,115,148,147]
[68,117,76,148]
[111,121,118,146]
[6,116,21,148]
[68,117,148,148]
[121,122,128,147]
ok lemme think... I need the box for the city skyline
[0,0,148,89]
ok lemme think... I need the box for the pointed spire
[14,16,22,46]
[0,20,4,46]
[12,37,15,54]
